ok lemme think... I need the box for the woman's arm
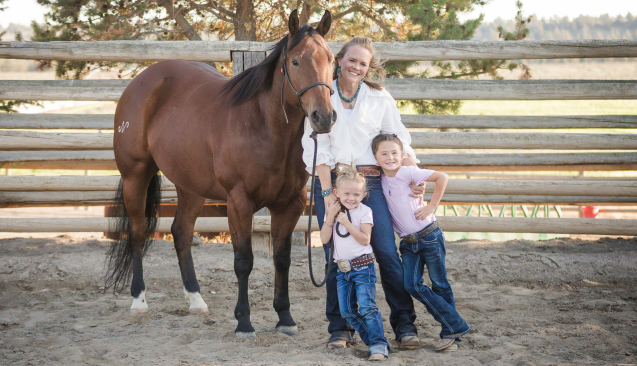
[316,164,337,207]
[414,171,448,220]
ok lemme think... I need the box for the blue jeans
[400,227,470,340]
[314,172,417,342]
[337,264,390,356]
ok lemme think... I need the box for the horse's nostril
[311,110,320,124]
[332,110,337,122]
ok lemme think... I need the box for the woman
[302,37,422,349]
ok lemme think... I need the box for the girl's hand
[414,204,435,220]
[409,182,425,199]
[326,199,341,218]
[335,212,351,225]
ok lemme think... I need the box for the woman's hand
[409,182,425,199]
[414,204,435,220]
[326,198,341,219]
[324,192,338,208]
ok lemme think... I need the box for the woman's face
[338,45,372,85]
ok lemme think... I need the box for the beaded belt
[400,221,440,244]
[331,164,381,177]
[337,253,375,273]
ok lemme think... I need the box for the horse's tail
[104,174,162,292]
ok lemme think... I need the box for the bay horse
[105,10,336,338]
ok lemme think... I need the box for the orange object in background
[582,206,600,218]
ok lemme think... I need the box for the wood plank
[401,115,637,129]
[2,177,634,197]
[0,151,117,170]
[2,114,636,130]
[3,79,637,101]
[5,130,634,151]
[417,153,637,167]
[385,79,637,100]
[410,132,637,150]
[232,51,244,75]
[1,40,635,62]
[0,216,635,236]
[0,130,113,150]
[0,191,225,207]
[427,194,637,205]
[0,114,114,129]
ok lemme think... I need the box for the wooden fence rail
[3,79,637,101]
[3,114,637,130]
[1,40,636,62]
[0,216,635,236]
[3,130,635,151]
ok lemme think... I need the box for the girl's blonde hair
[335,165,367,193]
[333,37,386,91]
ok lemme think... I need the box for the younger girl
[320,167,390,361]
[371,133,471,351]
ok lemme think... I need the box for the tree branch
[156,0,202,40]
[359,9,399,40]
[186,0,235,23]
[206,0,237,20]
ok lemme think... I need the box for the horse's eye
[292,59,299,66]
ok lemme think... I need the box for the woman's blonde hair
[333,37,386,91]
[335,165,367,193]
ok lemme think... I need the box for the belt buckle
[404,233,418,244]
[337,259,351,273]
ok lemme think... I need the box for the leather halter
[280,51,334,124]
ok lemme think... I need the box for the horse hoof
[189,307,209,314]
[130,290,148,315]
[276,325,298,336]
[236,332,256,339]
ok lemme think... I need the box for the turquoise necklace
[336,71,364,108]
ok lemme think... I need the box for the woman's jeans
[399,227,470,340]
[314,172,417,342]
[337,265,390,356]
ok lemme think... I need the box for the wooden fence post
[232,51,274,255]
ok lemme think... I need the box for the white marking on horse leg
[130,290,148,315]
[184,287,208,314]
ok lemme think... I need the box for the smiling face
[334,180,366,210]
[338,45,372,85]
[374,140,404,175]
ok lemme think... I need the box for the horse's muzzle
[310,108,336,133]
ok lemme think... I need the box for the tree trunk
[234,0,256,41]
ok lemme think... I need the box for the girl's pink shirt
[326,203,374,262]
[381,165,436,237]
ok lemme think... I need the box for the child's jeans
[399,227,471,340]
[336,264,390,356]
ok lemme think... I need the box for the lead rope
[307,131,333,287]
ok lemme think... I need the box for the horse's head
[283,10,336,134]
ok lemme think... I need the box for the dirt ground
[0,234,636,366]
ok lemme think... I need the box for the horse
[105,10,336,338]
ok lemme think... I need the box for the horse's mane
[222,25,316,106]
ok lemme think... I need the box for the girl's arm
[414,171,448,220]
[320,200,341,244]
[335,213,372,246]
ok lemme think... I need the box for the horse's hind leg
[122,170,159,314]
[172,187,208,313]
[269,194,304,336]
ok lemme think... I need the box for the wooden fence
[0,39,636,235]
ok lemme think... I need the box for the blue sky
[1,0,636,28]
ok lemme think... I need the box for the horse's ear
[288,9,300,36]
[316,10,331,37]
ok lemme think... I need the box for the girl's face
[375,141,404,173]
[338,45,372,85]
[334,180,366,210]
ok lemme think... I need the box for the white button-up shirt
[302,80,418,174]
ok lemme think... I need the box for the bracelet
[325,222,333,227]
[321,188,333,197]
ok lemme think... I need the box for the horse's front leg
[269,191,305,336]
[227,190,256,338]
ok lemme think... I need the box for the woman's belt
[400,221,440,244]
[331,164,381,177]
